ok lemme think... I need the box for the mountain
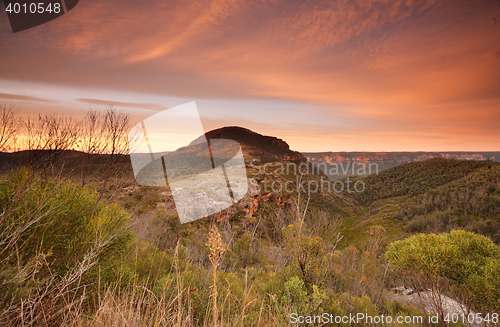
[192,126,306,164]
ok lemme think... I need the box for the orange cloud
[0,0,499,151]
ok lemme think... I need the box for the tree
[0,104,20,152]
[24,113,80,173]
[80,110,105,186]
[90,106,130,217]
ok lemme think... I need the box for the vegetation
[352,158,492,204]
[0,168,132,325]
[0,105,498,326]
[387,231,500,318]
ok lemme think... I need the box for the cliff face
[303,151,500,179]
[304,151,500,165]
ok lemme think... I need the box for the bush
[386,230,500,311]
[0,168,132,307]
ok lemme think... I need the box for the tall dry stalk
[174,241,183,327]
[206,225,227,327]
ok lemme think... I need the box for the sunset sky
[1,0,499,152]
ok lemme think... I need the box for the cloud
[0,92,52,102]
[0,0,499,151]
[77,98,167,111]
[1,0,498,103]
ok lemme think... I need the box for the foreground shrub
[0,168,132,325]
[386,230,500,312]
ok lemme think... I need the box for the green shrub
[386,230,500,311]
[0,168,133,303]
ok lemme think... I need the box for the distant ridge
[304,151,500,163]
[304,151,500,179]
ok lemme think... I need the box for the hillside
[351,158,494,204]
[394,163,500,241]
[341,159,500,245]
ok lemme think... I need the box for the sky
[0,0,499,152]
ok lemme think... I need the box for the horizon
[2,121,500,154]
[1,0,499,152]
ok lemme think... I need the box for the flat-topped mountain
[192,126,306,163]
